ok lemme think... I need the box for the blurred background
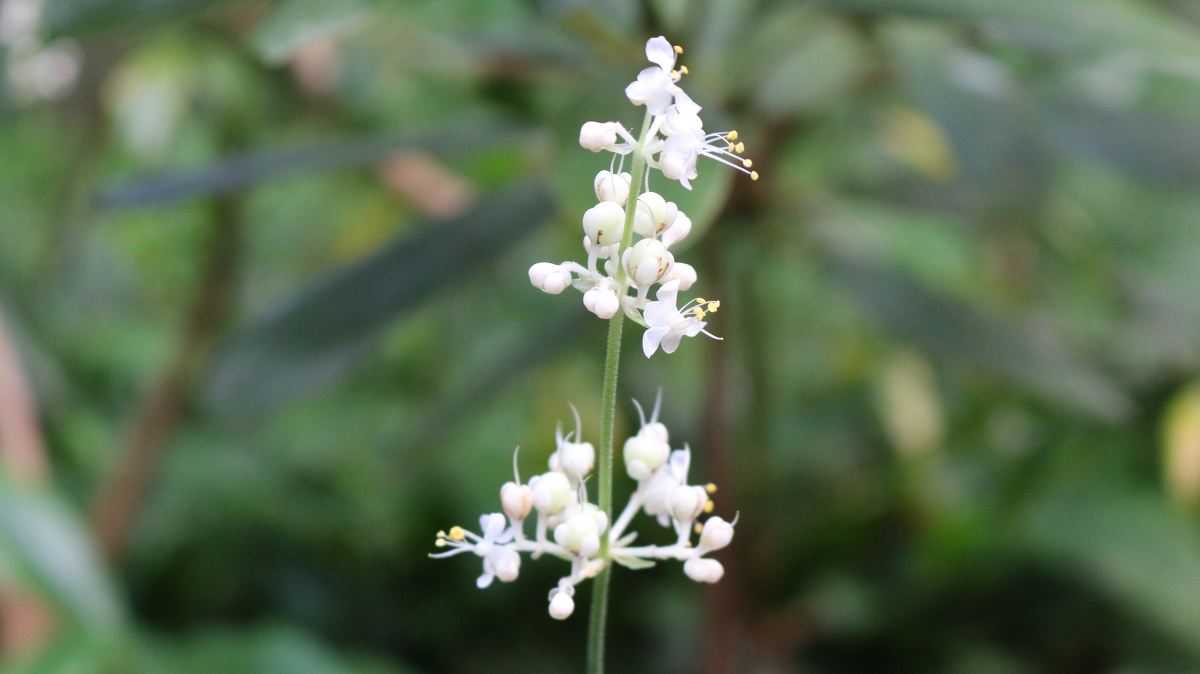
[5,0,1200,672]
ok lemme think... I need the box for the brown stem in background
[92,197,241,562]
[0,312,55,658]
[699,219,743,674]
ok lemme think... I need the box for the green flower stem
[586,109,654,674]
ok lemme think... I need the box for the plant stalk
[586,110,654,674]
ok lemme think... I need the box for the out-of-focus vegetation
[6,0,1200,672]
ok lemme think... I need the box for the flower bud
[532,472,571,515]
[491,547,521,582]
[583,201,626,247]
[594,170,631,205]
[661,212,692,248]
[549,591,575,619]
[660,152,688,181]
[558,441,595,479]
[623,435,670,480]
[668,485,706,523]
[683,557,724,583]
[639,422,669,445]
[633,192,670,238]
[664,262,696,291]
[555,512,601,556]
[583,287,619,320]
[579,121,617,152]
[699,516,734,552]
[500,482,534,521]
[623,239,673,286]
[529,262,570,294]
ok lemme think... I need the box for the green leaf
[818,0,1200,58]
[827,253,1132,421]
[0,483,127,643]
[40,0,247,37]
[1020,489,1200,653]
[205,180,557,417]
[98,125,535,209]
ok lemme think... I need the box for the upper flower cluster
[530,36,753,357]
[431,395,736,620]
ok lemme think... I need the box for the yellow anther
[674,45,683,54]
[670,70,680,80]
[434,538,447,547]
[750,171,759,180]
[707,301,720,313]
[449,526,465,541]
[684,540,693,547]
[743,159,753,168]
[692,307,706,320]
[704,500,715,513]
[735,142,745,153]
[694,523,704,534]
[727,130,738,140]
[705,483,717,494]
[680,65,689,75]
[727,144,736,152]
[437,530,447,538]
[695,297,706,303]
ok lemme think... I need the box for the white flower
[642,447,692,527]
[623,239,674,287]
[661,213,692,249]
[625,36,680,116]
[657,91,756,190]
[579,121,618,152]
[430,513,519,588]
[531,471,571,515]
[663,261,696,291]
[594,170,631,204]
[582,201,625,248]
[697,515,734,553]
[642,280,720,357]
[501,481,534,521]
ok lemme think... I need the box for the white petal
[643,326,670,357]
[684,318,706,337]
[645,36,676,71]
[655,279,681,306]
[661,327,685,354]
[673,88,701,116]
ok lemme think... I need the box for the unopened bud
[558,441,595,479]
[555,512,601,556]
[529,262,570,294]
[634,192,671,237]
[639,421,669,445]
[583,201,626,247]
[668,485,706,523]
[532,471,571,515]
[583,286,619,319]
[500,482,534,521]
[698,516,734,552]
[624,435,670,478]
[594,170,631,205]
[665,262,696,291]
[549,591,575,619]
[579,121,617,151]
[683,557,724,583]
[623,239,673,286]
[661,212,692,248]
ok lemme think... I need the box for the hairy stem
[586,109,654,674]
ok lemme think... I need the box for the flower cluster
[431,395,735,619]
[528,36,755,357]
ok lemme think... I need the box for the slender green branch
[586,110,654,674]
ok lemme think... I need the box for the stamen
[673,45,683,54]
[707,301,720,312]
[703,500,714,514]
[727,130,738,140]
[670,70,681,81]
[742,159,752,168]
[449,526,465,541]
[694,523,703,534]
[705,483,717,494]
[735,142,745,153]
[750,171,759,180]
[692,307,706,320]
[680,65,689,75]
[435,538,447,547]
[684,541,692,547]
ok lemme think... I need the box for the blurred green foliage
[5,0,1200,672]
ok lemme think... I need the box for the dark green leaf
[828,253,1133,421]
[205,180,557,417]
